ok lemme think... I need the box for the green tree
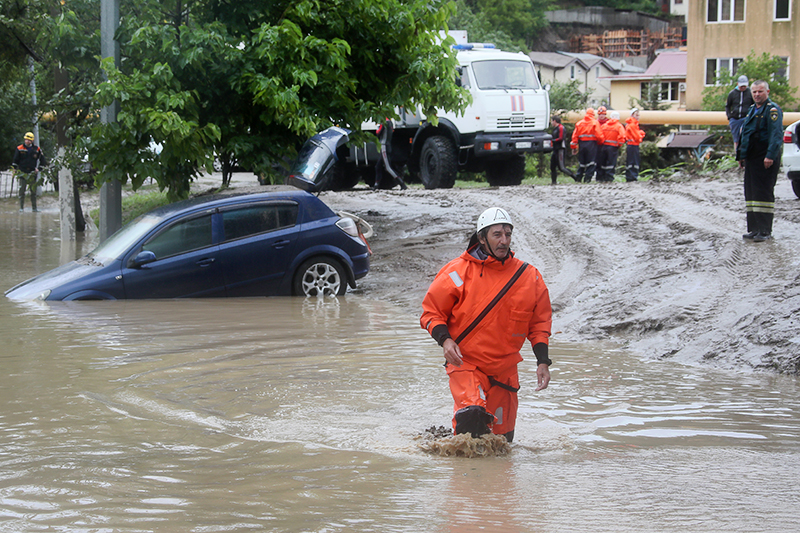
[449,0,519,52]
[1,0,103,178]
[0,0,51,168]
[450,0,551,52]
[89,0,468,200]
[701,51,799,112]
[477,0,550,50]
[548,79,593,114]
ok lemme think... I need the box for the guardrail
[0,171,55,199]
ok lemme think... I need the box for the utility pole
[100,0,121,241]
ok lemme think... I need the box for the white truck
[288,41,552,191]
[354,43,552,188]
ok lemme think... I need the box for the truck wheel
[420,136,457,189]
[485,155,526,186]
[293,257,347,297]
[793,180,800,198]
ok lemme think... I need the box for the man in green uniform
[736,80,783,242]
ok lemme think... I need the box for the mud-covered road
[319,173,800,374]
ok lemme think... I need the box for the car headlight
[35,290,51,301]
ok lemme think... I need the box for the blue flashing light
[452,43,497,50]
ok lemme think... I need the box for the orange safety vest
[570,114,605,149]
[421,249,551,376]
[625,118,646,146]
[601,119,626,147]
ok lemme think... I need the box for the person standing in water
[421,207,552,443]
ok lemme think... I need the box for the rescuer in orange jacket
[570,108,604,183]
[625,108,646,182]
[596,110,626,182]
[420,207,552,443]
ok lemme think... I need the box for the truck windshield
[471,60,541,90]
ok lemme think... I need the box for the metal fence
[0,170,55,199]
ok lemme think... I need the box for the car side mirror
[130,250,157,268]
[544,83,551,92]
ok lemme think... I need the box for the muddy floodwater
[2,202,800,532]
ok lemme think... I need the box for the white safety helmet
[476,207,513,233]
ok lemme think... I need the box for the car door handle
[271,239,291,249]
[196,258,216,267]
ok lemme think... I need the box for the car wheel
[294,257,347,296]
[485,155,526,186]
[419,136,457,189]
[793,180,800,199]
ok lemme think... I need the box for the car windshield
[290,140,333,181]
[471,60,541,90]
[88,214,162,264]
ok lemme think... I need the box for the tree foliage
[701,51,799,112]
[548,79,593,114]
[450,0,551,52]
[0,0,103,177]
[88,0,468,199]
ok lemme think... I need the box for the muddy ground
[317,173,800,375]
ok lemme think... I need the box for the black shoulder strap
[454,262,529,345]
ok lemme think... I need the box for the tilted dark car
[287,126,359,192]
[5,187,370,301]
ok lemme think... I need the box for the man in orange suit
[571,108,604,183]
[421,207,552,443]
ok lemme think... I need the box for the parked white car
[781,119,800,198]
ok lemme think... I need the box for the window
[570,65,575,79]
[596,66,601,79]
[704,57,743,85]
[775,0,790,19]
[471,60,540,89]
[707,0,745,21]
[640,81,681,102]
[456,66,471,88]
[221,204,298,242]
[776,57,789,80]
[143,214,213,259]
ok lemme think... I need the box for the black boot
[454,405,494,438]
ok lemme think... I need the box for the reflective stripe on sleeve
[449,271,464,287]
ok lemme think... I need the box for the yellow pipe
[563,110,800,127]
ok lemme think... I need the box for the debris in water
[415,425,511,457]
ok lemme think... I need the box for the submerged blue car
[6,187,370,301]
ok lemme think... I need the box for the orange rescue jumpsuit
[597,118,626,182]
[570,109,605,182]
[625,116,646,181]
[420,247,551,437]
